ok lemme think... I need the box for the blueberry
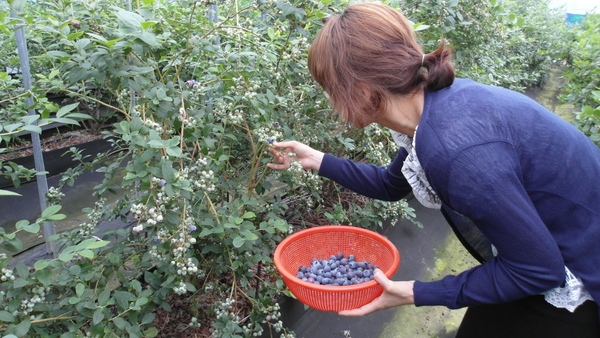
[158,179,167,187]
[188,225,197,231]
[296,253,381,287]
[267,137,275,144]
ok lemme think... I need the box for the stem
[254,263,261,299]
[0,92,30,104]
[64,90,127,117]
[204,191,221,226]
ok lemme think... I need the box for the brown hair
[308,2,454,128]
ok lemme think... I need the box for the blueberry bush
[1,0,418,336]
[561,13,600,146]
[0,0,578,337]
[400,0,569,92]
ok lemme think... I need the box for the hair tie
[421,54,425,67]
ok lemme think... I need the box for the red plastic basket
[273,225,400,312]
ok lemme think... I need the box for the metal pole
[209,4,220,45]
[10,7,57,257]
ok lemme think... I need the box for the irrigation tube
[11,7,57,258]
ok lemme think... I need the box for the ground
[0,129,103,161]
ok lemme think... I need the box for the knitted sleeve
[317,149,412,201]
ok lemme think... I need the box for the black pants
[456,295,600,338]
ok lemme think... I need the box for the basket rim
[273,225,401,292]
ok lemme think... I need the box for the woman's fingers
[338,270,397,316]
[267,145,290,170]
[338,295,386,316]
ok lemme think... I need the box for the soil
[0,129,103,161]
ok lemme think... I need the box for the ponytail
[421,41,455,91]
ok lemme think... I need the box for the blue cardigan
[318,79,600,313]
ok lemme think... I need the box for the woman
[267,2,600,337]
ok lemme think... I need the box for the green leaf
[13,278,29,289]
[34,260,49,270]
[232,236,245,248]
[15,318,31,337]
[79,249,95,259]
[46,213,66,221]
[144,327,159,338]
[112,317,127,330]
[15,263,29,278]
[140,21,157,30]
[0,310,15,322]
[35,268,52,286]
[67,31,84,41]
[243,232,259,241]
[141,312,155,325]
[21,125,42,134]
[15,220,29,231]
[93,308,105,325]
[41,205,62,219]
[87,240,110,249]
[115,290,134,311]
[134,297,148,307]
[46,50,70,60]
[0,189,21,197]
[165,146,182,157]
[115,9,145,28]
[76,283,85,297]
[22,222,40,234]
[56,103,80,118]
[98,290,111,307]
[59,252,74,262]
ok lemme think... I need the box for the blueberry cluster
[296,253,379,286]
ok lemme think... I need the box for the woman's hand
[267,141,325,172]
[338,269,415,316]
